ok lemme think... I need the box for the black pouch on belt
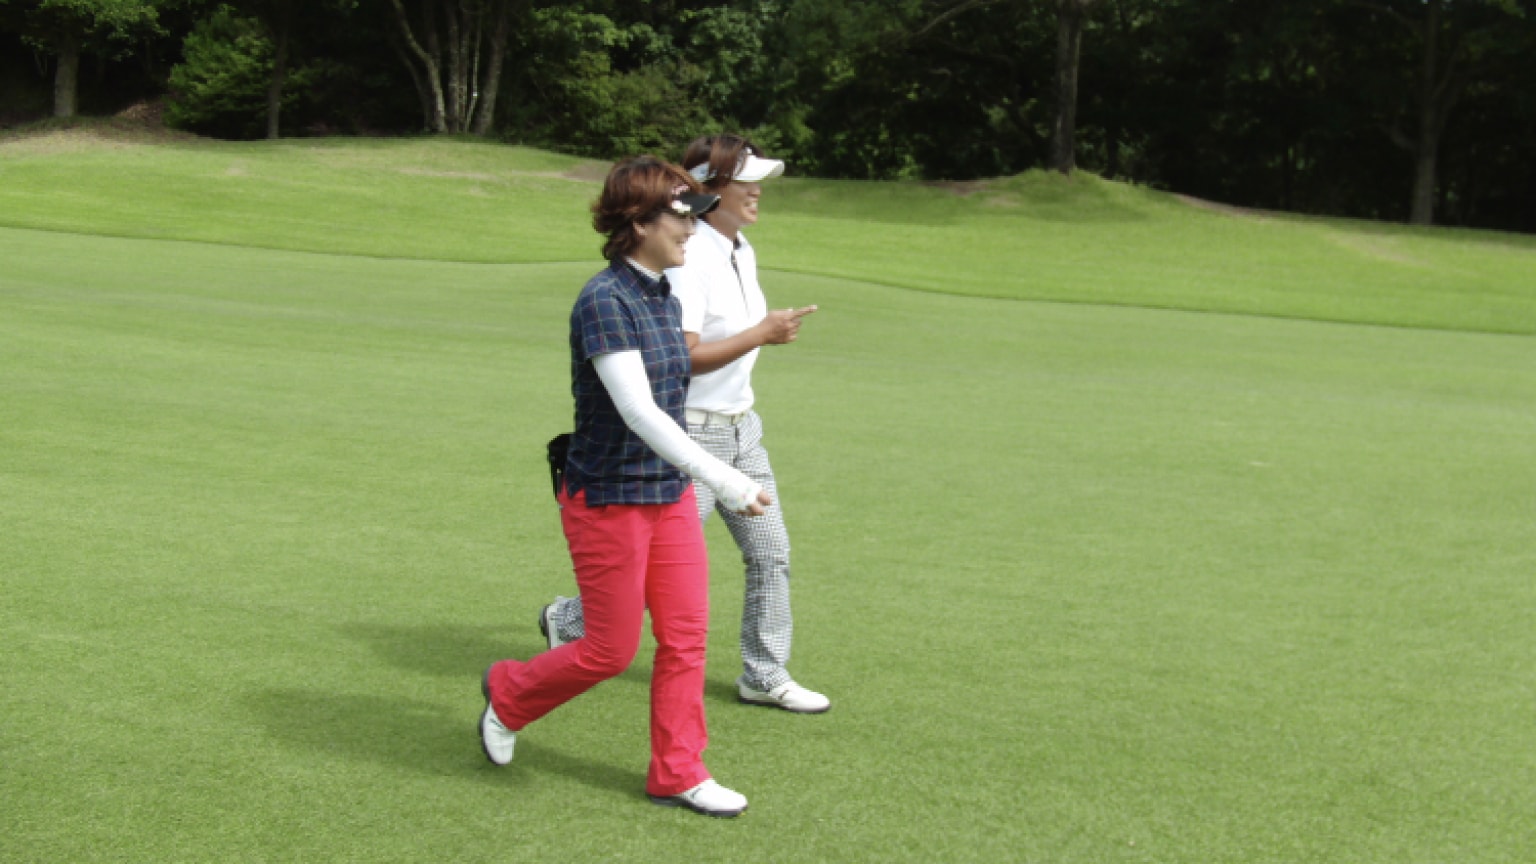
[546,433,571,499]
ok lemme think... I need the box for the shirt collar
[614,257,671,298]
[694,219,747,258]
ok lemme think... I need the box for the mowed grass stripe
[3,130,1534,334]
[763,173,1536,334]
[0,133,600,263]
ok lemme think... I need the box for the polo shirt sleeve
[572,283,639,360]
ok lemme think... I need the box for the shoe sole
[737,695,831,715]
[479,665,512,766]
[647,794,747,818]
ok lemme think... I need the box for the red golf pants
[486,486,712,797]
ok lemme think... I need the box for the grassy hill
[4,121,1534,333]
[3,125,1534,863]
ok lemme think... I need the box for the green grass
[769,173,1536,334]
[3,127,1534,862]
[4,124,1534,332]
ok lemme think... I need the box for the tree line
[3,0,1534,232]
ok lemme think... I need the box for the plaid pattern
[551,410,795,691]
[565,260,692,506]
[686,410,794,691]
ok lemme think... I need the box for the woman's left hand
[740,488,774,517]
[713,472,773,516]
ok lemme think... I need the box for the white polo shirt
[666,219,766,415]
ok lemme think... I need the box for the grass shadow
[705,676,742,709]
[338,621,654,688]
[246,687,485,778]
[338,621,541,679]
[246,687,646,798]
[512,740,648,800]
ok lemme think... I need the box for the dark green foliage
[497,4,734,158]
[164,5,351,139]
[4,0,1535,230]
[167,8,282,137]
[0,31,51,123]
[165,8,272,137]
[795,0,1057,180]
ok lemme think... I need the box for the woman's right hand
[755,305,818,345]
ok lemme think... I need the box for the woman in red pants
[478,156,771,818]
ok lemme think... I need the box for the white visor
[689,153,785,184]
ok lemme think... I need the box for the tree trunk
[471,0,513,136]
[390,0,449,132]
[390,35,435,131]
[54,31,81,118]
[390,0,510,136]
[463,9,483,131]
[1281,146,1295,212]
[422,0,448,130]
[443,0,467,131]
[1408,0,1442,225]
[1050,0,1092,175]
[266,15,290,139]
[1410,121,1438,225]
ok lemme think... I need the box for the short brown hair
[592,156,700,261]
[681,134,766,192]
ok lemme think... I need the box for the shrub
[165,7,317,139]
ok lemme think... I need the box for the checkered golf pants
[549,409,795,692]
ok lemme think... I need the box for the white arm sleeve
[592,350,763,511]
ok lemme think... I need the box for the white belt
[686,408,748,427]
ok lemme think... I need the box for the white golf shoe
[479,666,517,766]
[649,779,748,818]
[737,677,831,714]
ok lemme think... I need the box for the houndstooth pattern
[549,410,795,691]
